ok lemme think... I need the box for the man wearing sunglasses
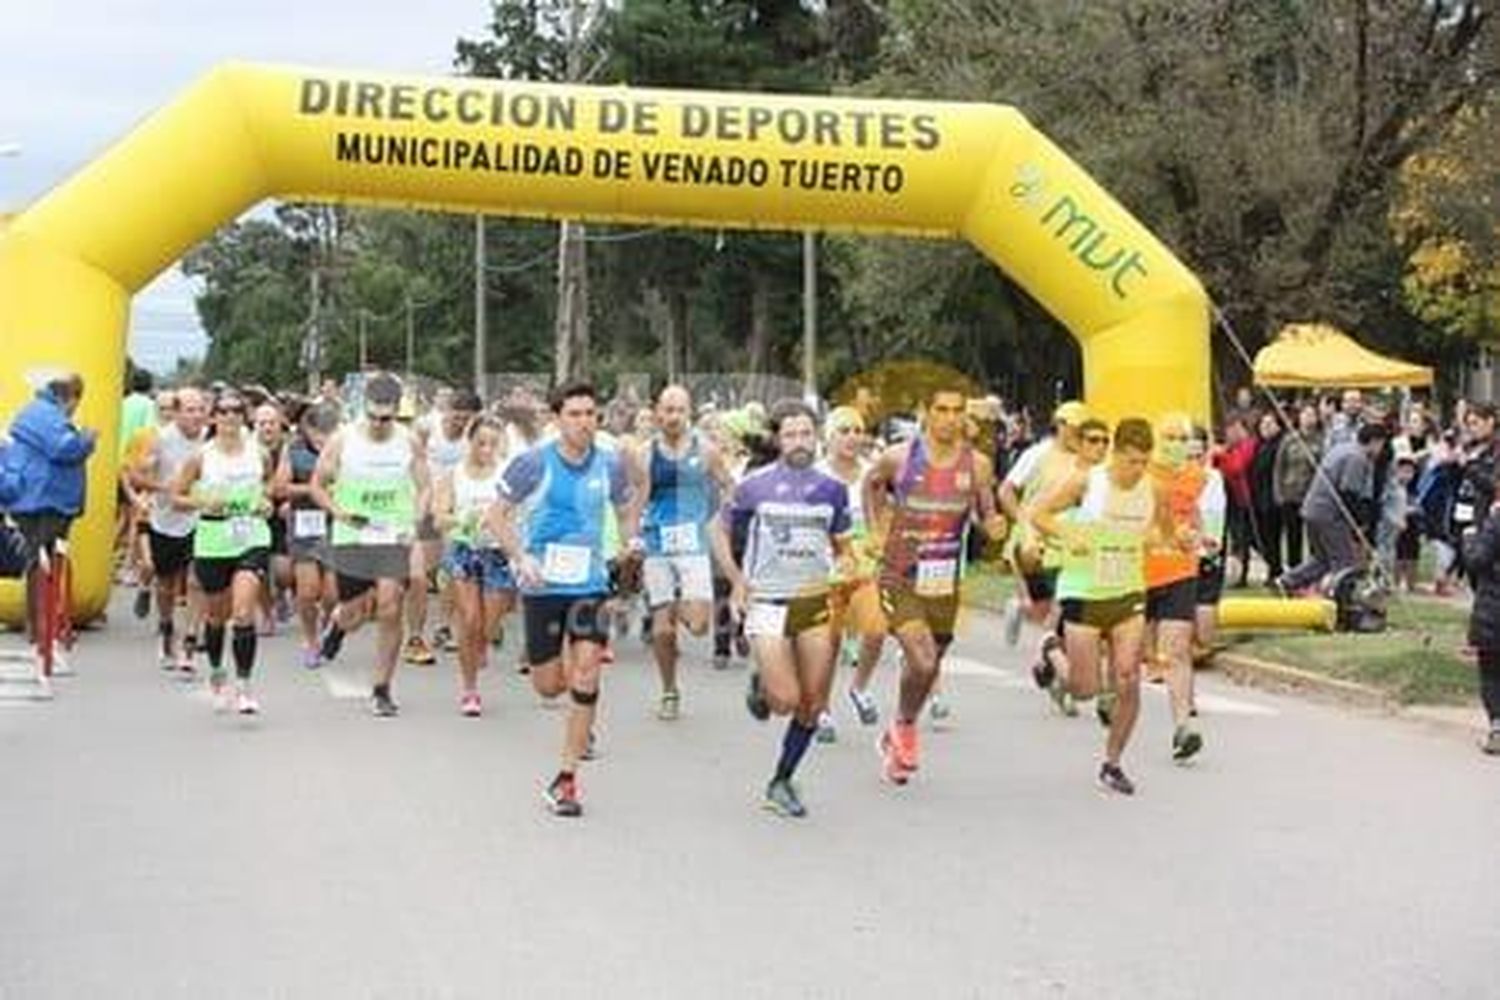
[999,402,1109,709]
[311,373,432,718]
[865,384,1008,786]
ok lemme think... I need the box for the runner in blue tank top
[635,385,735,721]
[711,400,853,819]
[490,380,642,819]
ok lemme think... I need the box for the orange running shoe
[878,728,908,785]
[892,720,920,773]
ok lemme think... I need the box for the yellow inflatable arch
[0,63,1209,623]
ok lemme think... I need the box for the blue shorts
[443,543,515,593]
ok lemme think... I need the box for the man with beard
[712,401,853,818]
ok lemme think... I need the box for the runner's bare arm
[432,472,458,534]
[409,436,433,520]
[168,455,207,513]
[1030,472,1088,544]
[704,441,737,513]
[862,444,904,550]
[972,454,1009,540]
[308,432,343,519]
[708,516,746,593]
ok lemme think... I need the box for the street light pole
[802,230,817,403]
[474,214,487,395]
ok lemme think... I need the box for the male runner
[131,386,208,673]
[1144,413,1208,760]
[488,381,641,818]
[864,385,1007,785]
[408,388,480,663]
[1033,418,1170,795]
[311,373,431,717]
[636,385,734,720]
[712,400,853,818]
[999,405,1110,703]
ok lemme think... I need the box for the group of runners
[115,371,1227,818]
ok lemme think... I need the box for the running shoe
[404,635,437,666]
[158,650,176,672]
[848,686,879,726]
[274,593,293,624]
[745,671,770,722]
[174,656,197,679]
[1031,657,1057,691]
[582,729,600,761]
[209,670,230,712]
[1096,690,1117,729]
[1048,678,1078,717]
[133,588,152,620]
[1172,725,1204,762]
[300,646,321,671]
[734,631,751,658]
[1482,729,1500,756]
[928,696,952,725]
[763,778,807,818]
[460,691,483,717]
[435,625,457,653]
[371,690,400,718]
[1003,597,1023,647]
[543,774,583,817]
[318,623,345,663]
[816,710,837,744]
[877,727,909,785]
[1098,762,1136,796]
[712,654,732,671]
[658,689,681,721]
[235,688,260,715]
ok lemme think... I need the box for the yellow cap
[1053,400,1088,426]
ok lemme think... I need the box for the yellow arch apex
[0,62,1209,622]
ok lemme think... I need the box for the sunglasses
[215,406,245,417]
[1083,434,1110,445]
[832,424,861,435]
[368,413,396,424]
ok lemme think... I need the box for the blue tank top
[499,441,629,596]
[644,433,714,557]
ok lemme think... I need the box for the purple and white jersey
[722,462,851,600]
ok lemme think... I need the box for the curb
[1212,651,1484,741]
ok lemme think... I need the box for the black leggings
[1480,649,1500,725]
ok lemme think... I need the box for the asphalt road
[2,597,1497,999]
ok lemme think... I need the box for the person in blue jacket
[2,372,97,653]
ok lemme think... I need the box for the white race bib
[744,601,788,638]
[660,522,700,555]
[1095,545,1138,589]
[293,509,326,540]
[1455,502,1476,525]
[542,543,592,585]
[228,517,258,546]
[914,558,958,597]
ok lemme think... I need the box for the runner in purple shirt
[711,400,853,819]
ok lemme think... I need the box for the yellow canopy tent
[1252,323,1433,388]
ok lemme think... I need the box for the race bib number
[744,601,788,638]
[1455,502,1475,525]
[660,522,700,555]
[293,509,326,539]
[228,517,258,546]
[359,520,401,546]
[542,543,592,585]
[914,558,957,597]
[1095,544,1138,589]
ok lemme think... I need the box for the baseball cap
[1053,400,1089,427]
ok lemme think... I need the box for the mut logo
[1010,164,1150,301]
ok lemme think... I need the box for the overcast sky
[1,1,493,374]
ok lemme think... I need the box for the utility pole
[405,292,415,380]
[802,230,817,403]
[474,214,487,395]
[304,267,322,394]
[554,0,590,384]
[357,309,368,370]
